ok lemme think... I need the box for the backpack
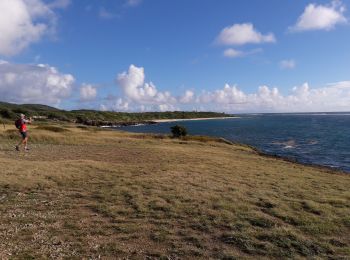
[15,119,23,129]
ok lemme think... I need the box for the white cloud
[223,48,262,59]
[223,48,244,58]
[290,1,347,32]
[0,61,74,106]
[101,65,350,113]
[0,0,67,56]
[117,64,177,106]
[99,79,350,113]
[216,23,276,46]
[99,104,108,111]
[125,0,143,7]
[99,65,180,112]
[180,90,195,103]
[158,104,175,112]
[198,84,248,105]
[195,81,350,112]
[280,59,296,70]
[80,84,97,101]
[100,98,177,112]
[100,98,129,112]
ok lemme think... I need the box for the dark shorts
[20,131,28,139]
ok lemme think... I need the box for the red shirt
[20,119,28,132]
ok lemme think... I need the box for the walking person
[15,114,32,151]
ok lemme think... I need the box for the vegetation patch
[150,229,170,243]
[301,201,323,215]
[220,232,268,255]
[248,217,276,228]
[35,125,70,133]
[256,231,332,257]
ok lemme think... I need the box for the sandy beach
[152,116,238,123]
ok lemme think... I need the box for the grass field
[0,124,349,259]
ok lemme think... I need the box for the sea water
[121,113,350,173]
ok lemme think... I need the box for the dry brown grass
[0,123,349,259]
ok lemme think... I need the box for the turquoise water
[121,113,350,173]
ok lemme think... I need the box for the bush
[170,125,187,138]
[12,108,29,115]
[76,115,89,124]
[0,109,15,119]
[48,112,70,121]
[36,125,69,133]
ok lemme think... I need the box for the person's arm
[24,117,33,124]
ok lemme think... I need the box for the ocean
[120,113,350,173]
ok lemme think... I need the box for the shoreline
[123,128,349,174]
[152,116,238,123]
[251,146,348,175]
[101,121,348,174]
[99,117,238,128]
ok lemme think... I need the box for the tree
[171,125,188,138]
[0,109,14,119]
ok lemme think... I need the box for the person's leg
[16,132,27,151]
[24,137,28,150]
[21,132,29,150]
[16,132,23,150]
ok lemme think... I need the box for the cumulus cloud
[0,0,67,56]
[195,81,350,112]
[100,98,129,112]
[216,23,276,46]
[223,48,244,58]
[116,65,177,106]
[0,61,74,106]
[80,84,97,101]
[198,84,248,105]
[280,59,296,70]
[180,90,195,104]
[99,65,182,112]
[223,48,262,59]
[100,98,176,112]
[100,81,350,113]
[101,65,350,113]
[290,1,347,32]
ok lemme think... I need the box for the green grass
[35,125,70,132]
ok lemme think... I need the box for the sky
[0,0,350,113]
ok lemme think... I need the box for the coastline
[152,116,238,123]
[98,117,238,128]
[250,145,348,175]
[118,128,349,174]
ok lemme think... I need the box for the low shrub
[170,125,187,138]
[36,125,69,133]
[0,109,15,119]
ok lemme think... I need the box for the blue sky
[0,0,350,112]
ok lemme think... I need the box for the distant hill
[0,102,60,113]
[0,101,233,126]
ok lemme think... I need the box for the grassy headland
[0,123,349,259]
[0,101,232,126]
